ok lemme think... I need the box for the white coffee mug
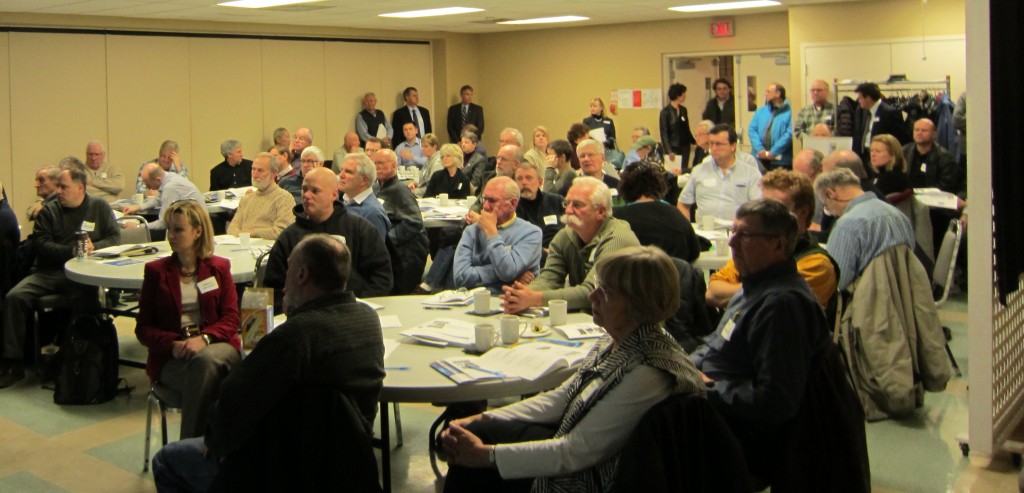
[473,290,491,314]
[549,300,568,327]
[217,190,226,202]
[701,214,717,231]
[439,193,450,206]
[465,196,478,208]
[239,232,251,249]
[474,324,498,352]
[500,315,520,345]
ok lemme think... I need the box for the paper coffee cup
[701,214,716,231]
[500,315,520,345]
[239,232,251,248]
[549,300,568,327]
[473,290,490,314]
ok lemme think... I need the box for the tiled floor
[0,292,1018,492]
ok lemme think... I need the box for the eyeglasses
[300,159,321,165]
[562,199,590,210]
[729,230,779,241]
[482,196,508,205]
[708,140,732,148]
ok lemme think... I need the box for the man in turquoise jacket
[748,83,793,170]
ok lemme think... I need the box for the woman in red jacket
[135,200,241,439]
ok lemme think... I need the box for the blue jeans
[152,437,219,493]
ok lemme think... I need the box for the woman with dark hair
[613,161,700,262]
[544,139,577,196]
[136,200,241,439]
[660,83,697,167]
[566,123,591,170]
[583,97,617,150]
[441,246,705,492]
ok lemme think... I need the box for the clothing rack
[833,75,952,107]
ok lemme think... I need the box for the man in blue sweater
[454,176,542,294]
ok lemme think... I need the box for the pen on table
[385,366,411,371]
[424,306,451,310]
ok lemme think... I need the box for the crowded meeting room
[0,0,1019,491]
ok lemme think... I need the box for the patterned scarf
[531,324,706,493]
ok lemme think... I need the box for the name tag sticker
[543,215,558,225]
[825,115,833,121]
[873,117,881,123]
[721,318,737,341]
[81,221,96,232]
[197,277,219,294]
[680,116,687,122]
[100,173,107,179]
[921,164,927,173]
[703,178,717,187]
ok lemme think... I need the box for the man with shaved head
[903,118,963,196]
[262,167,392,311]
[122,162,203,231]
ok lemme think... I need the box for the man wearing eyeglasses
[692,198,868,487]
[290,127,313,171]
[453,177,541,295]
[279,146,324,205]
[577,139,619,189]
[501,177,639,313]
[122,162,203,231]
[83,141,123,202]
[677,124,762,222]
[794,80,836,140]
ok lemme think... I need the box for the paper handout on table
[90,244,158,258]
[421,287,486,307]
[400,318,477,348]
[914,188,959,210]
[553,323,607,340]
[432,341,591,384]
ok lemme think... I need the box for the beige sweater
[227,183,295,240]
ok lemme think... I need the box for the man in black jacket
[209,139,252,191]
[391,86,432,139]
[446,85,485,143]
[514,160,564,250]
[853,82,908,163]
[153,234,386,493]
[374,149,429,294]
[262,168,392,311]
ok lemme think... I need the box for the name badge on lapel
[197,276,219,294]
[81,221,96,232]
[543,215,558,225]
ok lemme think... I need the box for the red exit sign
[710,19,734,37]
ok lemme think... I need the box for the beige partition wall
[8,32,108,217]
[1,30,432,238]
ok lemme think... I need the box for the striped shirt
[794,101,836,139]
[827,192,915,289]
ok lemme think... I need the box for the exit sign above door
[710,19,734,37]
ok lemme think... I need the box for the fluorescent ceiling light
[670,1,780,13]
[498,16,589,25]
[218,0,322,8]
[379,7,484,18]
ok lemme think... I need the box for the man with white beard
[227,152,296,240]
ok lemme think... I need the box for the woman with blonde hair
[583,97,617,150]
[136,199,241,439]
[425,143,471,199]
[523,126,552,170]
[869,134,910,196]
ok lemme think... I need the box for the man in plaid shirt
[794,80,836,140]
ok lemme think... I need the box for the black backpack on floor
[53,314,122,405]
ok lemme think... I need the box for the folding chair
[931,218,964,377]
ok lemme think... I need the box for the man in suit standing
[447,85,485,144]
[391,87,432,139]
[853,82,908,164]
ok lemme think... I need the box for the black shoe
[0,362,25,389]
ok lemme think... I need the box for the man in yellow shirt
[706,169,837,309]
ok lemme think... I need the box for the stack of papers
[553,323,606,340]
[914,188,959,210]
[421,288,486,307]
[90,244,159,259]
[432,341,590,384]
[400,318,477,348]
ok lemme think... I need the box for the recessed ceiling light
[669,1,781,13]
[379,7,484,18]
[218,0,323,8]
[498,16,589,25]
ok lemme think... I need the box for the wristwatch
[201,334,212,346]
[488,445,496,465]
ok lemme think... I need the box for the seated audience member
[815,168,915,290]
[425,143,471,199]
[814,150,879,243]
[613,161,700,263]
[135,200,240,438]
[522,126,551,170]
[331,131,363,173]
[904,118,963,196]
[395,122,428,169]
[151,234,385,493]
[84,141,124,202]
[374,149,429,294]
[482,143,524,187]
[442,246,705,492]
[811,123,833,137]
[209,139,252,191]
[26,165,60,222]
[1,168,120,388]
[460,132,488,194]
[502,177,640,313]
[677,124,763,222]
[0,181,17,254]
[364,138,385,155]
[263,168,392,310]
[410,133,442,197]
[706,169,838,309]
[269,145,293,181]
[338,152,390,240]
[462,124,487,158]
[577,139,619,190]
[136,140,188,195]
[454,177,542,294]
[122,163,204,230]
[631,135,682,204]
[623,126,654,165]
[226,152,295,240]
[692,199,868,489]
[566,123,590,170]
[792,148,825,231]
[272,127,290,148]
[279,145,324,204]
[542,139,577,196]
[355,92,393,148]
[868,134,910,197]
[514,160,565,250]
[289,127,313,170]
[690,120,715,168]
